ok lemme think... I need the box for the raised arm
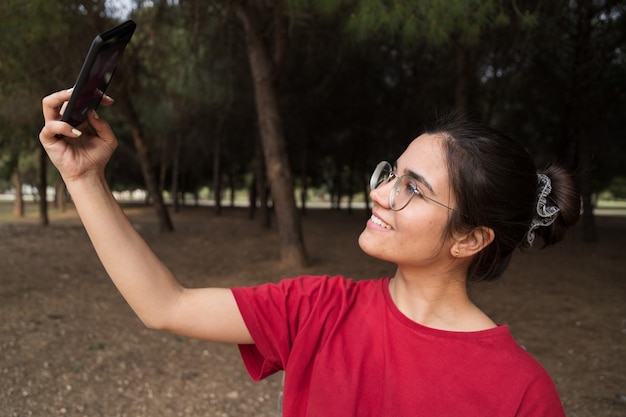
[39,90,252,344]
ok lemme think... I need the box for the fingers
[40,89,81,141]
[40,88,118,144]
[39,121,82,147]
[100,94,115,107]
[87,110,118,150]
[41,89,73,122]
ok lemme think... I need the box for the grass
[597,199,626,209]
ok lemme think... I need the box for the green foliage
[606,177,626,200]
[0,0,623,209]
[344,0,516,47]
[0,0,123,181]
[285,0,342,16]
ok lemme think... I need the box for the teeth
[371,214,392,229]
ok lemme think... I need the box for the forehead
[396,133,448,181]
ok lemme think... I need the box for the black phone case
[61,20,136,127]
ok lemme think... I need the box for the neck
[389,268,496,332]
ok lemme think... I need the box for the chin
[358,230,383,259]
[358,230,400,267]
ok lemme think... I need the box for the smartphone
[61,20,136,127]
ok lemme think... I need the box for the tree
[3,0,622,248]
[0,0,72,224]
[563,0,625,241]
[0,142,25,217]
[344,0,526,117]
[493,0,626,242]
[232,0,308,267]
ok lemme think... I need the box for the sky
[105,0,135,19]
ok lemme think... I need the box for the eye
[401,177,422,198]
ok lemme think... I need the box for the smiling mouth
[370,214,393,230]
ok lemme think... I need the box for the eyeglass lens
[391,176,419,210]
[370,161,392,190]
[371,161,424,210]
[370,161,414,210]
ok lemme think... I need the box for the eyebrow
[395,161,436,195]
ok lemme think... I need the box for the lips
[370,214,393,230]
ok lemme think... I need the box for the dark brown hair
[426,116,580,282]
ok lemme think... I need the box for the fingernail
[92,110,99,119]
[71,128,82,137]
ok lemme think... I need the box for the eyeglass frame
[370,161,456,212]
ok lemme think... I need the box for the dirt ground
[1,204,625,417]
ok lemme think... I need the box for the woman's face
[358,133,456,267]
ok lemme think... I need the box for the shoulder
[456,328,565,414]
[233,275,381,300]
[231,276,386,330]
[490,330,562,399]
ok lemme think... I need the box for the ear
[451,226,495,258]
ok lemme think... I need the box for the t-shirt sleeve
[514,364,567,417]
[231,276,347,381]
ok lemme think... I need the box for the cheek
[398,214,448,247]
[397,212,435,233]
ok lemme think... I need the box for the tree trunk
[578,133,596,241]
[234,2,307,267]
[299,134,308,215]
[228,172,236,207]
[455,44,470,117]
[38,146,49,226]
[347,151,357,215]
[10,166,24,218]
[254,133,271,228]
[170,133,182,213]
[55,178,67,213]
[248,173,257,219]
[121,96,174,233]
[213,132,223,216]
[571,0,597,242]
[158,135,168,199]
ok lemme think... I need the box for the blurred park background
[1,1,625,262]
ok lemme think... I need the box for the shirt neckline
[379,277,510,339]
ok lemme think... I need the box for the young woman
[40,89,580,416]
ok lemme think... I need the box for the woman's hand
[39,89,117,184]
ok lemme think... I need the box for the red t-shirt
[232,275,565,417]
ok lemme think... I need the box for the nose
[369,180,393,209]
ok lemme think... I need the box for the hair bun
[525,165,580,247]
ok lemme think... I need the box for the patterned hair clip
[526,173,560,247]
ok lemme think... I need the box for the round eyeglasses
[370,161,455,212]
